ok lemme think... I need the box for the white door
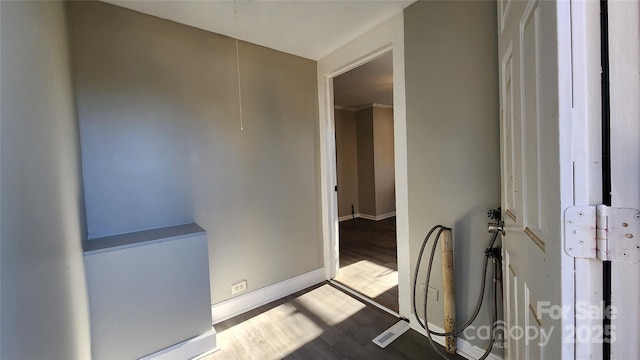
[498,0,577,358]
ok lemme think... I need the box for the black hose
[412,225,501,359]
[412,225,447,331]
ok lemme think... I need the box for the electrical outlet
[428,286,439,301]
[231,280,247,294]
[420,283,439,302]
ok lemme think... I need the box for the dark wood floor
[335,217,398,312]
[204,282,464,360]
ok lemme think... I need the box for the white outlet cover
[427,286,439,301]
[231,280,247,294]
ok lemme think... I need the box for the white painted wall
[0,1,91,358]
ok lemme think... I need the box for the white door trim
[607,1,640,358]
[567,1,605,358]
[317,13,411,318]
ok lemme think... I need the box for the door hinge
[565,205,640,263]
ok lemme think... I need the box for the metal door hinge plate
[565,205,640,263]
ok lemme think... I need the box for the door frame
[607,1,640,358]
[566,1,606,358]
[317,14,412,318]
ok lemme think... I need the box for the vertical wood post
[441,228,456,354]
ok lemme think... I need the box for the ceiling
[333,51,393,108]
[103,0,415,61]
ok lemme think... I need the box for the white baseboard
[339,214,357,222]
[339,212,396,222]
[408,315,503,360]
[374,211,396,220]
[358,213,377,221]
[211,268,326,324]
[141,329,218,360]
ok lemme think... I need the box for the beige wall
[335,109,359,218]
[404,0,500,351]
[355,107,377,216]
[67,1,322,304]
[336,106,395,219]
[373,107,396,216]
[1,1,91,358]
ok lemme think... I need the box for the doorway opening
[331,51,398,313]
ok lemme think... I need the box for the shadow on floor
[206,282,467,360]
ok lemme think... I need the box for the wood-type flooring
[204,282,465,360]
[335,217,399,312]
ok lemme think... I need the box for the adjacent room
[332,51,400,314]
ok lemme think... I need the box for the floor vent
[372,320,411,348]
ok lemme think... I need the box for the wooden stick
[441,228,457,354]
